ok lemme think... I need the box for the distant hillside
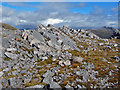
[0,23,18,30]
[87,26,117,39]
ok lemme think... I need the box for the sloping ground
[87,26,117,39]
[0,23,18,30]
[0,24,119,89]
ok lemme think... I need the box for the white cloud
[1,2,118,29]
[106,21,117,26]
[19,20,27,23]
[42,18,64,25]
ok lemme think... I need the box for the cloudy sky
[1,2,118,29]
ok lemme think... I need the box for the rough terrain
[0,24,119,89]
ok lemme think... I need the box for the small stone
[41,57,48,60]
[3,68,10,72]
[42,70,54,78]
[65,84,73,89]
[47,40,54,47]
[52,57,56,61]
[24,79,31,83]
[58,61,64,67]
[73,56,83,63]
[7,48,17,52]
[4,52,18,60]
[77,85,82,88]
[43,77,53,84]
[57,39,63,45]
[24,33,28,40]
[114,44,118,47]
[50,82,61,88]
[64,60,71,66]
[0,71,3,77]
[62,45,70,50]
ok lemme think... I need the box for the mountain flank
[0,23,18,30]
[0,24,119,89]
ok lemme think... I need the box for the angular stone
[50,82,61,88]
[8,78,15,87]
[0,71,3,77]
[64,60,71,66]
[47,40,54,47]
[41,57,48,60]
[24,33,28,40]
[30,38,40,46]
[52,57,56,61]
[3,68,10,72]
[57,39,63,45]
[7,48,17,52]
[24,79,31,83]
[4,52,18,60]
[43,77,53,84]
[42,70,54,78]
[62,45,70,50]
[73,56,83,63]
[27,85,44,88]
[32,30,45,43]
[58,61,64,67]
[65,84,73,89]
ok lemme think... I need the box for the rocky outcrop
[0,24,119,89]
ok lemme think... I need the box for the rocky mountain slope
[87,26,119,39]
[0,24,119,89]
[0,23,18,30]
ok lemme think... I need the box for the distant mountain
[0,23,18,30]
[19,28,37,30]
[87,26,118,39]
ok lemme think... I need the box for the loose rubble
[0,24,119,89]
